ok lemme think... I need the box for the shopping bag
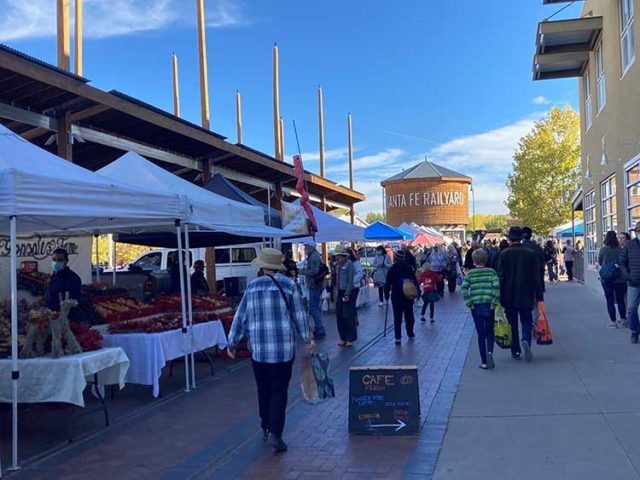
[301,352,335,403]
[372,268,386,287]
[494,305,512,349]
[321,289,330,312]
[535,301,553,345]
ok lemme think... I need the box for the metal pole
[184,224,196,389]
[94,234,100,282]
[176,221,190,392]
[112,240,117,285]
[9,216,20,471]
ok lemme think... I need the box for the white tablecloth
[102,320,228,397]
[0,347,130,407]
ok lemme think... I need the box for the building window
[621,0,635,73]
[584,69,592,131]
[601,175,617,235]
[584,190,597,266]
[596,42,606,112]
[627,162,640,229]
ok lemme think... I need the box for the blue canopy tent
[364,221,414,241]
[558,223,584,238]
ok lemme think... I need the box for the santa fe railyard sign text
[386,191,464,209]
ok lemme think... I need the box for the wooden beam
[71,125,201,171]
[69,103,111,121]
[75,0,82,76]
[0,101,56,130]
[20,127,49,140]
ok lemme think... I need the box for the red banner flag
[293,154,318,233]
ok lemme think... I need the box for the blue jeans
[471,303,495,364]
[505,307,533,356]
[627,286,640,334]
[602,282,627,323]
[308,287,326,335]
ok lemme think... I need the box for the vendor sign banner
[281,202,309,235]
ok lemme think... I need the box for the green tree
[365,212,385,224]
[506,106,580,234]
[484,214,508,231]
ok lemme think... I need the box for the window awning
[533,16,603,80]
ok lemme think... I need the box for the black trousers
[602,282,627,322]
[251,358,294,437]
[391,297,415,339]
[378,286,389,302]
[565,261,574,281]
[337,289,357,342]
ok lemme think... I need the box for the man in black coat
[522,227,546,294]
[45,248,82,319]
[498,227,544,362]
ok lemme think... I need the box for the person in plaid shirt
[227,248,315,453]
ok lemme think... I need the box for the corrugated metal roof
[0,44,90,83]
[381,160,470,183]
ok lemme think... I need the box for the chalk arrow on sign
[368,419,406,432]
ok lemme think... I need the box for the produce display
[17,271,50,296]
[156,293,232,312]
[108,312,217,334]
[69,322,103,351]
[93,298,158,323]
[82,282,128,301]
[0,299,36,357]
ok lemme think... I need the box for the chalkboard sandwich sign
[349,365,420,435]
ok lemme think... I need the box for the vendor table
[0,347,129,407]
[102,320,227,397]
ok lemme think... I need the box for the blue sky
[0,0,583,215]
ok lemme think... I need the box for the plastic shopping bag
[494,305,512,349]
[300,352,335,403]
[535,301,554,345]
[321,289,330,312]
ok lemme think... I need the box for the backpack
[599,261,620,283]
[314,263,330,286]
[402,278,418,300]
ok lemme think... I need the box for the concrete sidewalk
[434,281,640,480]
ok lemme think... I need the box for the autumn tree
[506,106,580,234]
[91,235,151,267]
[365,212,385,224]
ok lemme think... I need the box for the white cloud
[300,147,349,164]
[0,0,247,41]
[532,96,550,105]
[327,148,404,174]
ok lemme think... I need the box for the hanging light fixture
[600,135,609,166]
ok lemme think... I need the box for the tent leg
[94,234,100,282]
[176,222,190,393]
[184,224,196,389]
[112,241,117,285]
[9,216,20,472]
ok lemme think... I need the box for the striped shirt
[461,267,500,308]
[228,273,311,363]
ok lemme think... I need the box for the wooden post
[236,91,242,144]
[57,111,72,161]
[197,0,210,129]
[273,44,282,160]
[318,86,325,177]
[348,112,355,224]
[279,117,285,159]
[172,54,180,117]
[57,0,70,71]
[74,0,82,76]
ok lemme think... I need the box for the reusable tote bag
[535,302,554,345]
[300,352,335,403]
[494,305,512,349]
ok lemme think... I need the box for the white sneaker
[378,302,384,307]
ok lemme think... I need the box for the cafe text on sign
[349,365,420,435]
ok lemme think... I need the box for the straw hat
[251,248,286,271]
[334,245,349,256]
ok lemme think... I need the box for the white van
[123,244,263,292]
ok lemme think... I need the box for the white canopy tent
[293,200,365,243]
[0,125,197,472]
[98,152,290,238]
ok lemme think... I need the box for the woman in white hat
[334,245,357,346]
[228,248,315,453]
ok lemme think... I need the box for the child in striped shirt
[461,248,501,370]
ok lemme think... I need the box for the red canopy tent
[409,231,442,246]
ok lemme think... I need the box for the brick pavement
[193,292,473,480]
[8,289,473,480]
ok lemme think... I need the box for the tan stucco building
[533,0,639,291]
